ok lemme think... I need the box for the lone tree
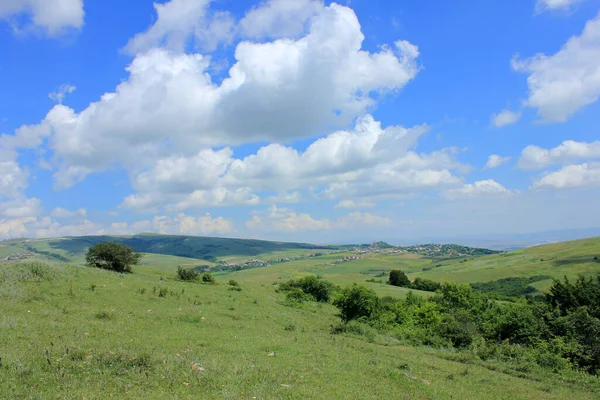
[388,270,412,288]
[85,242,142,273]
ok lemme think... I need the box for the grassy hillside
[26,234,331,261]
[1,260,599,399]
[226,252,436,298]
[5,235,600,297]
[0,234,333,271]
[414,237,600,291]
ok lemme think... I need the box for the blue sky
[1,0,600,244]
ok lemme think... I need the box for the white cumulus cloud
[245,206,391,233]
[442,180,516,200]
[246,205,332,232]
[0,0,84,35]
[512,13,600,122]
[240,0,324,39]
[532,163,600,189]
[20,3,420,190]
[518,140,600,170]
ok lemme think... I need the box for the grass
[2,236,600,398]
[414,237,600,291]
[138,253,214,272]
[2,260,599,399]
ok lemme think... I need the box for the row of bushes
[329,275,600,375]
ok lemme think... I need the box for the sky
[1,0,600,244]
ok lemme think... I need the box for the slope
[7,234,332,265]
[1,260,598,399]
[414,236,600,290]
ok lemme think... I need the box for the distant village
[1,252,35,263]
[206,242,499,272]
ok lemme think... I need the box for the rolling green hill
[1,234,334,268]
[1,260,599,399]
[414,236,600,292]
[5,235,600,298]
[37,234,332,261]
[2,236,600,398]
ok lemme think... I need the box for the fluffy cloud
[532,163,600,189]
[0,212,235,240]
[323,163,461,200]
[536,0,584,12]
[125,0,325,54]
[121,116,462,211]
[0,198,42,218]
[512,13,600,122]
[128,213,235,235]
[0,161,29,198]
[124,0,235,54]
[0,217,34,238]
[518,140,600,170]
[442,180,516,200]
[20,3,420,189]
[246,205,331,232]
[0,0,84,35]
[491,109,521,128]
[484,154,511,169]
[240,0,324,39]
[245,206,390,232]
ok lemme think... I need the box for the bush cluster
[332,274,600,375]
[279,275,336,303]
[176,266,199,281]
[201,272,216,284]
[388,270,441,292]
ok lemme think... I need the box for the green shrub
[176,266,199,281]
[388,270,411,288]
[279,276,335,302]
[412,277,441,292]
[201,273,216,284]
[285,288,314,303]
[333,284,379,322]
[228,280,240,287]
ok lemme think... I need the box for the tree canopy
[85,242,142,273]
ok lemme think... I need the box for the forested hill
[23,234,333,262]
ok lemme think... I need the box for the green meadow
[1,236,600,398]
[2,260,599,399]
